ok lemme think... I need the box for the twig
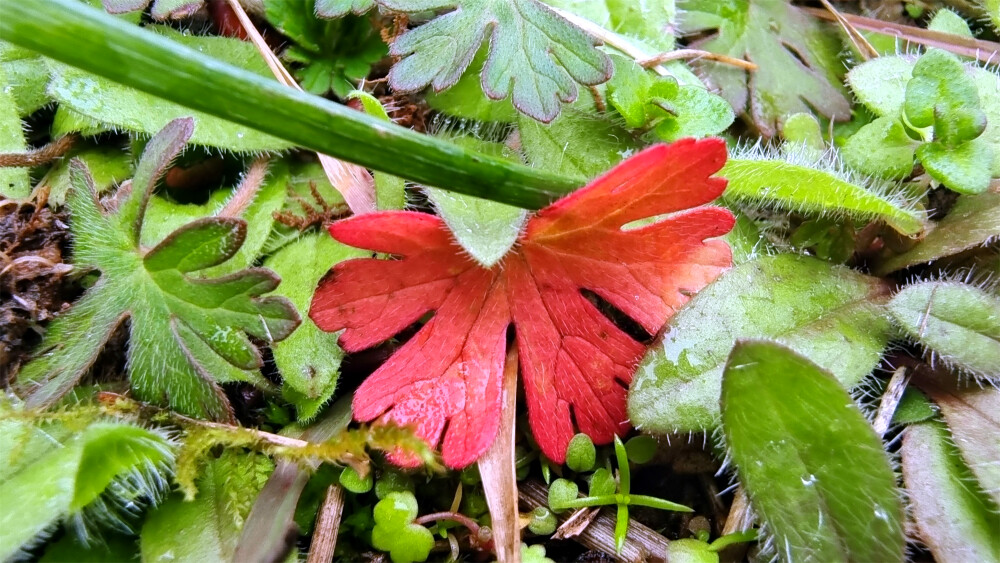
[307,484,346,563]
[217,157,269,218]
[873,366,909,437]
[803,7,1000,63]
[518,480,670,563]
[639,49,757,71]
[0,134,78,168]
[817,0,879,61]
[222,0,376,214]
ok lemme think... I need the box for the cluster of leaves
[0,0,999,561]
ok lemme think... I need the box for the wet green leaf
[722,340,904,563]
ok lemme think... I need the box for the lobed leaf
[721,340,904,563]
[630,254,893,433]
[887,281,1000,378]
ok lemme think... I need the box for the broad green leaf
[48,27,291,152]
[424,49,518,123]
[927,8,973,37]
[0,41,50,116]
[877,192,1000,274]
[0,66,30,198]
[14,120,299,418]
[316,0,375,17]
[841,116,916,179]
[721,340,904,563]
[266,234,365,420]
[0,416,173,560]
[888,281,1000,378]
[141,451,273,563]
[679,0,850,136]
[544,0,678,53]
[901,420,1000,562]
[629,254,893,433]
[904,49,985,146]
[892,387,937,426]
[845,55,914,118]
[721,154,925,235]
[780,112,824,153]
[380,0,613,123]
[917,138,993,195]
[917,369,1000,505]
[45,144,132,206]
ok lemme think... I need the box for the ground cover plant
[0,0,998,562]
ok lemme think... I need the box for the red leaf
[310,139,735,468]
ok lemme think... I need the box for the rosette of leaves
[13,119,300,420]
[844,49,999,194]
[265,0,386,98]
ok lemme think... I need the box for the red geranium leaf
[310,139,735,468]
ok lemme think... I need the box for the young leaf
[310,140,735,467]
[379,0,613,123]
[45,144,132,206]
[141,451,274,563]
[917,139,993,195]
[903,49,985,146]
[721,340,904,563]
[846,55,914,118]
[901,420,1000,562]
[722,152,925,235]
[371,491,434,563]
[0,66,30,198]
[48,27,291,152]
[888,281,1000,378]
[265,233,366,421]
[876,191,1000,274]
[630,254,893,433]
[679,0,850,136]
[14,119,300,418]
[0,416,173,560]
[841,116,917,179]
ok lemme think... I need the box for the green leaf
[630,254,893,433]
[917,139,993,195]
[888,281,1000,378]
[423,47,518,122]
[141,451,274,563]
[39,532,139,562]
[877,191,1000,274]
[904,49,986,145]
[841,116,917,179]
[544,0,678,53]
[521,543,556,563]
[371,491,434,563]
[927,9,973,37]
[721,340,904,563]
[266,233,366,420]
[380,0,613,123]
[0,66,30,198]
[679,0,850,136]
[48,27,291,152]
[846,55,914,118]
[971,67,1000,176]
[0,415,173,560]
[45,143,133,206]
[722,152,925,235]
[316,0,375,17]
[901,420,1000,562]
[0,41,51,116]
[14,119,300,418]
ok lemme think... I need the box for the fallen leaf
[310,139,734,467]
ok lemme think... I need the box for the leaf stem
[0,0,583,210]
[639,49,758,71]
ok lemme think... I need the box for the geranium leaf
[310,139,734,467]
[679,0,850,136]
[14,119,300,419]
[141,451,274,563]
[379,0,613,123]
[901,420,1000,562]
[45,144,133,207]
[630,255,893,433]
[721,340,904,563]
[265,234,366,421]
[888,281,1000,378]
[48,27,291,152]
[877,192,1000,275]
[0,414,173,559]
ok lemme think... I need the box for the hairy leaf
[630,255,892,433]
[266,234,366,420]
[315,0,375,17]
[380,0,613,122]
[841,116,917,179]
[48,27,290,152]
[846,55,914,119]
[0,66,30,198]
[679,0,850,136]
[877,192,1000,274]
[141,451,273,562]
[103,0,202,20]
[888,281,1000,378]
[310,140,734,467]
[14,119,299,419]
[0,41,50,117]
[45,144,133,206]
[722,340,904,563]
[901,420,1000,562]
[0,415,173,560]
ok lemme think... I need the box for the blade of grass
[0,0,582,210]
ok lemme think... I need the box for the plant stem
[0,0,583,210]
